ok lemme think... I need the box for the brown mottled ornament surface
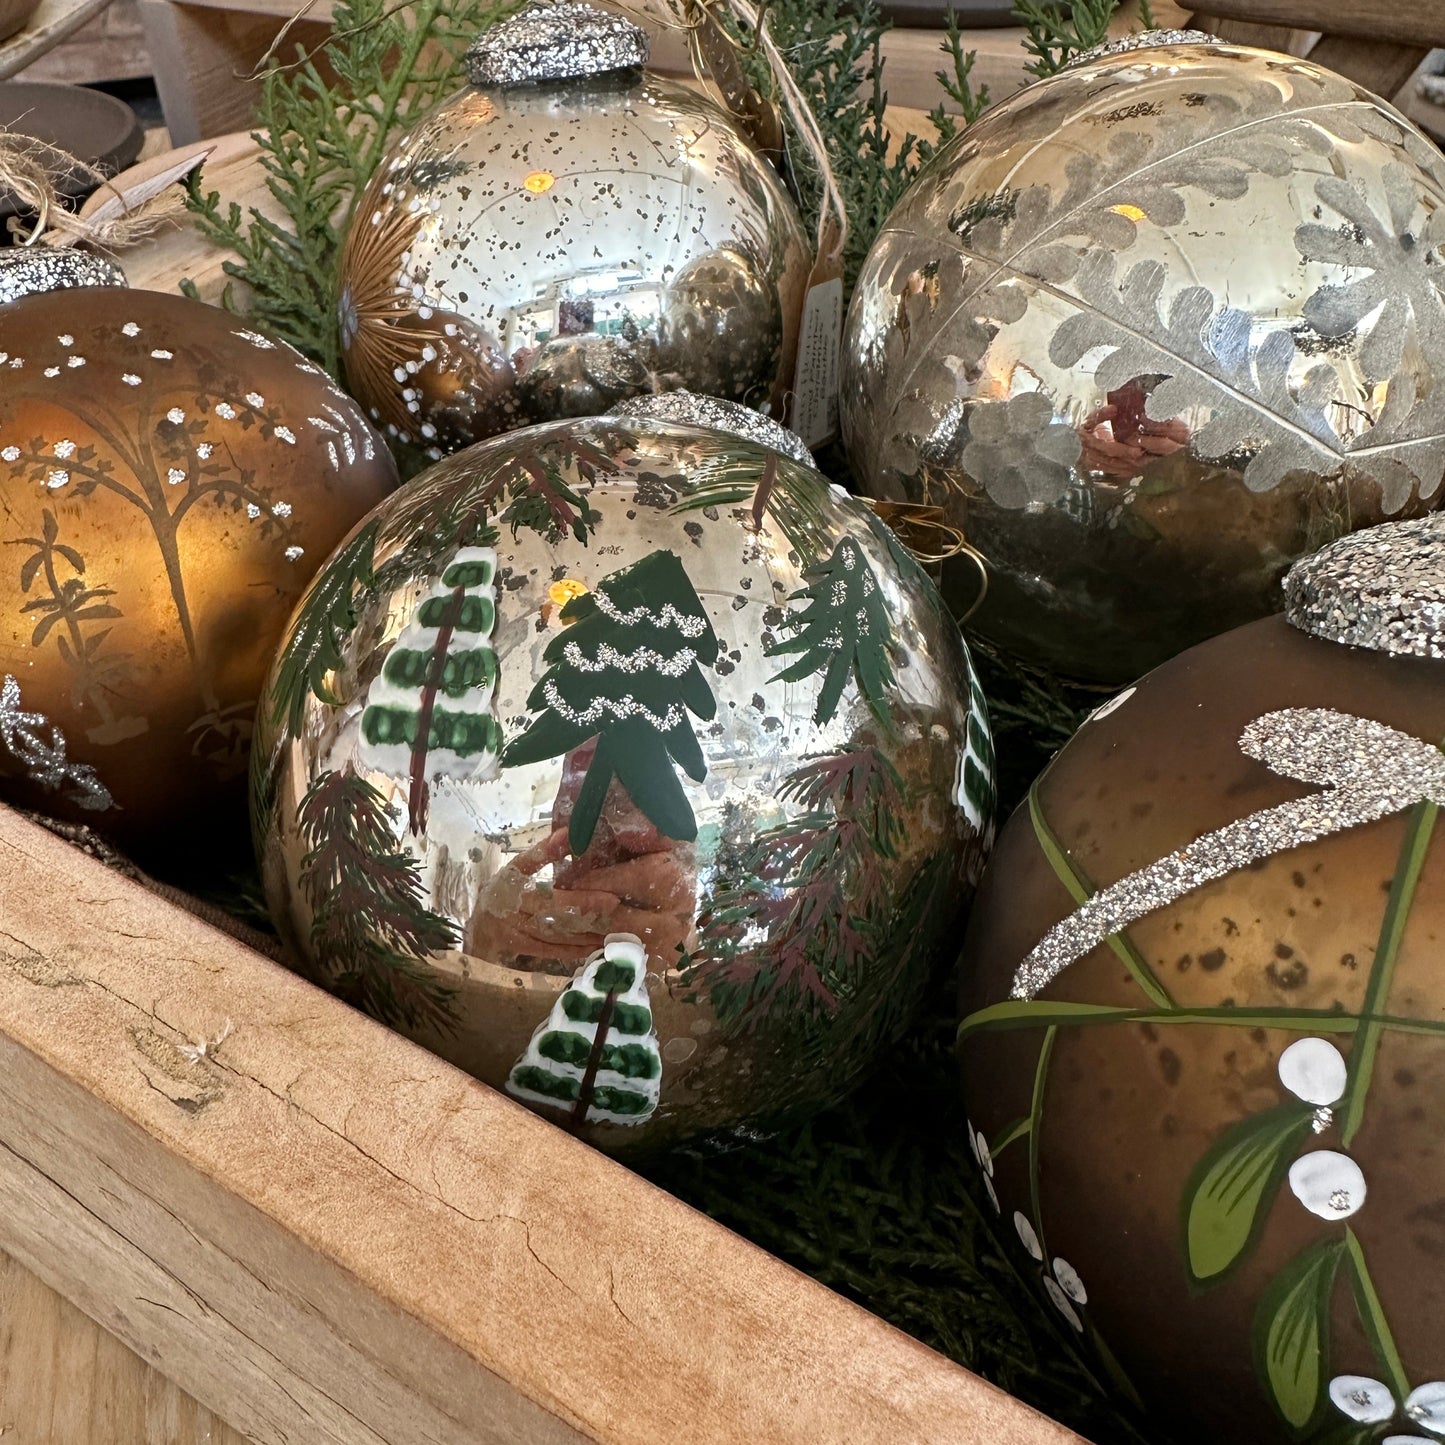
[0,288,397,864]
[958,518,1445,1444]
[253,406,993,1154]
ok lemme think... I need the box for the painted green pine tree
[958,670,997,836]
[296,766,460,1032]
[359,545,504,835]
[506,933,662,1128]
[502,549,720,854]
[767,536,895,727]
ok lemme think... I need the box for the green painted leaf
[1184,1103,1312,1284]
[958,999,1136,1039]
[1344,1228,1409,1398]
[1252,1240,1344,1432]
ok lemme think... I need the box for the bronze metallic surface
[842,40,1445,683]
[0,289,397,862]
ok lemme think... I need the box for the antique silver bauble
[253,408,992,1153]
[841,35,1445,684]
[336,2,810,458]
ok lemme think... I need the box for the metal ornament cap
[613,391,817,469]
[0,246,127,304]
[464,2,650,87]
[1064,29,1219,69]
[1284,514,1445,659]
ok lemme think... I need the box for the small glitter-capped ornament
[253,401,993,1153]
[0,260,397,861]
[335,1,810,456]
[957,514,1445,1443]
[841,32,1445,683]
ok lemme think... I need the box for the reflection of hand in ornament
[469,737,697,967]
[1078,381,1190,479]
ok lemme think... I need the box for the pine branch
[1013,0,1121,77]
[929,8,992,145]
[182,0,510,374]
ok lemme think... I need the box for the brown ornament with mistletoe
[958,516,1445,1444]
[0,258,397,862]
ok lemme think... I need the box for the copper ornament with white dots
[334,1,811,458]
[0,281,397,860]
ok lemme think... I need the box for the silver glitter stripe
[1011,709,1445,999]
[561,640,699,676]
[465,1,648,87]
[0,674,113,810]
[614,390,817,470]
[591,592,710,636]
[540,678,685,732]
[1064,30,1217,69]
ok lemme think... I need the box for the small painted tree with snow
[360,545,503,834]
[767,536,895,728]
[502,548,719,854]
[506,933,662,1128]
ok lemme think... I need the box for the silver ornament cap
[614,391,818,469]
[465,1,649,87]
[0,246,127,305]
[1064,29,1218,69]
[1284,515,1445,660]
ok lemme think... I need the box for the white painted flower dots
[1276,1036,1370,1218]
[1329,1375,1445,1440]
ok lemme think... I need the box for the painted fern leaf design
[270,517,379,732]
[296,766,459,1032]
[1049,253,1345,496]
[359,545,503,835]
[768,537,895,727]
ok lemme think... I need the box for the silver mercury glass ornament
[841,31,1445,684]
[253,400,994,1154]
[0,245,126,305]
[335,1,811,460]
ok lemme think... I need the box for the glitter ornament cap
[0,247,127,305]
[1064,29,1218,68]
[1284,515,1445,660]
[464,2,649,87]
[613,390,818,469]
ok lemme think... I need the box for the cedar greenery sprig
[183,0,506,375]
[1014,0,1122,77]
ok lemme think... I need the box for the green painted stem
[1028,1026,1056,1248]
[990,1116,1032,1157]
[1339,798,1440,1148]
[1028,779,1174,1009]
[1345,1229,1410,1399]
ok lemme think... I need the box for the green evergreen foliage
[183,0,511,374]
[502,549,721,853]
[1014,0,1123,76]
[296,767,460,1032]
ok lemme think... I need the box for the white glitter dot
[151,349,173,361]
[215,402,236,419]
[196,443,214,459]
[8,358,21,369]
[274,426,296,444]
[271,501,292,517]
[46,468,69,489]
[122,373,141,386]
[246,503,261,518]
[57,334,72,346]
[43,367,60,378]
[167,468,186,485]
[167,407,186,424]
[284,545,304,561]
[245,392,265,408]
[122,322,140,336]
[1,446,19,462]
[53,439,75,459]
[66,356,85,368]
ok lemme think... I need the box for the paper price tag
[790,274,843,449]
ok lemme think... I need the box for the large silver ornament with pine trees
[253,398,993,1153]
[841,33,1445,685]
[335,1,810,459]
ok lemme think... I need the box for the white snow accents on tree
[506,933,662,1128]
[1288,1150,1367,1221]
[359,546,502,828]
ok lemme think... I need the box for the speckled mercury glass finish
[0,247,127,303]
[336,4,810,457]
[254,413,993,1153]
[842,40,1445,683]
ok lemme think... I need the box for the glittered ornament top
[841,38,1445,683]
[336,18,810,456]
[464,1,649,86]
[0,246,126,304]
[613,391,817,469]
